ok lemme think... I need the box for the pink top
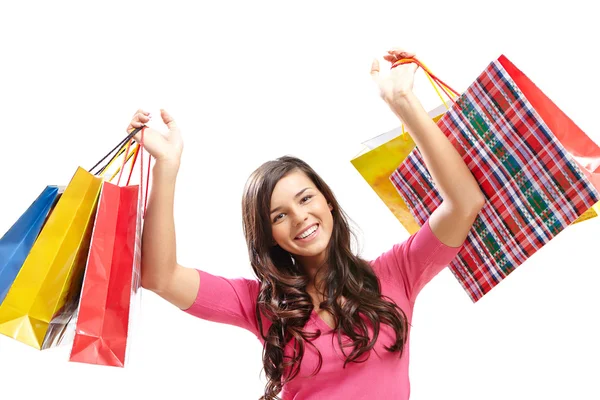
[183,219,461,399]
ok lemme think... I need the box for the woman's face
[269,170,333,267]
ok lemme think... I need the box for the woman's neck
[305,269,328,307]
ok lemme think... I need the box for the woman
[132,48,485,400]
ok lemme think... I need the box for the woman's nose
[292,208,309,225]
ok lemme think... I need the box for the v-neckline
[311,309,335,332]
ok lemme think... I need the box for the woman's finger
[134,112,150,124]
[127,113,150,131]
[160,109,177,131]
[388,48,415,59]
[370,59,380,83]
[127,109,150,130]
[126,119,145,133]
[125,109,149,135]
[132,108,149,117]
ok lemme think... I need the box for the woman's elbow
[455,188,485,216]
[472,189,485,211]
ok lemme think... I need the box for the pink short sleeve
[182,269,261,337]
[372,218,462,303]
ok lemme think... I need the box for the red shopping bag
[389,56,600,303]
[498,56,600,191]
[69,130,150,367]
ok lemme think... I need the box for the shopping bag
[499,55,600,192]
[499,55,600,224]
[0,167,102,349]
[0,186,62,304]
[573,201,600,224]
[69,131,150,367]
[389,56,600,302]
[0,128,144,349]
[351,101,451,234]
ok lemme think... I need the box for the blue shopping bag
[0,186,61,304]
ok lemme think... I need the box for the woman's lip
[295,224,319,241]
[295,223,318,239]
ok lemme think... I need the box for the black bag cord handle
[88,127,142,176]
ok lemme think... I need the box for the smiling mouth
[295,224,319,240]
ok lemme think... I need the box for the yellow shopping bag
[573,201,600,224]
[0,129,142,350]
[351,107,447,234]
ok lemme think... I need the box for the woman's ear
[328,202,333,212]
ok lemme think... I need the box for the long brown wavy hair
[241,156,409,400]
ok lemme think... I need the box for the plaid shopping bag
[390,55,600,302]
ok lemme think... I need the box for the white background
[1,1,599,399]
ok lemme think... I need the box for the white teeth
[297,225,317,239]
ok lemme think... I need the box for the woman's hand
[370,48,419,108]
[127,108,183,168]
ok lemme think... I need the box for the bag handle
[116,127,151,218]
[88,127,142,176]
[391,57,461,140]
[88,126,152,217]
[392,57,460,100]
[395,57,490,144]
[92,132,138,185]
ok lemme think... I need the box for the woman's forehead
[271,171,315,200]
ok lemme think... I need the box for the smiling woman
[269,171,334,273]
[135,47,485,400]
[239,155,417,397]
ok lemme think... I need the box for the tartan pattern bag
[390,56,600,302]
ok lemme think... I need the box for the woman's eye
[301,195,313,203]
[274,213,284,222]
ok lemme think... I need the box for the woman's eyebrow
[270,187,312,214]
